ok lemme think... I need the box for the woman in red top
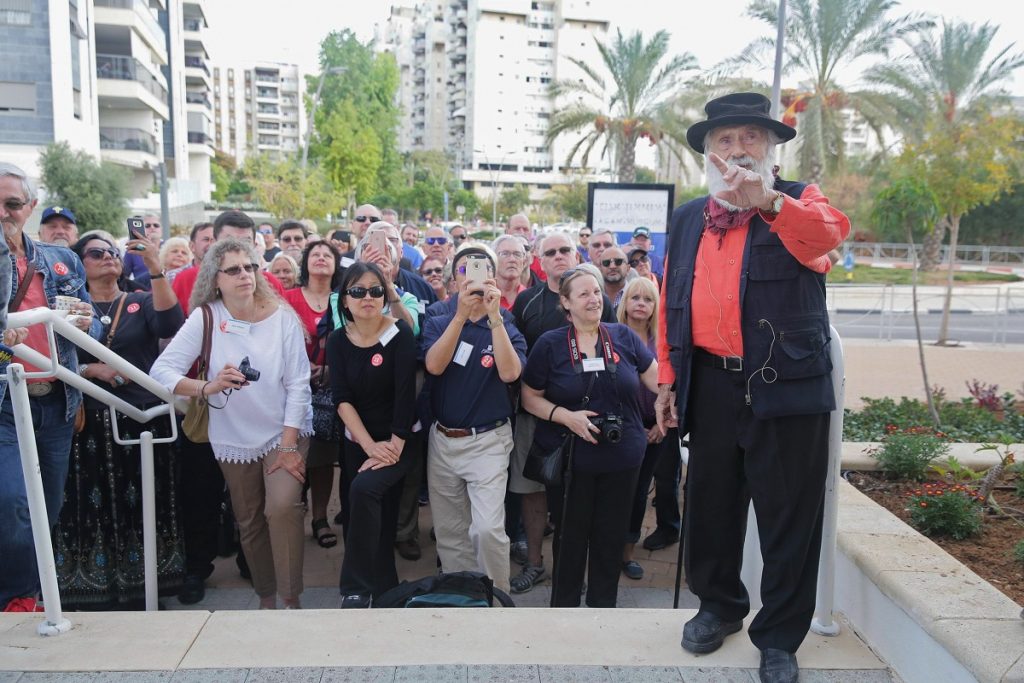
[284,241,342,547]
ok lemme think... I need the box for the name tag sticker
[453,341,473,367]
[340,257,355,268]
[416,301,426,314]
[582,357,606,373]
[223,318,251,335]
[379,323,399,347]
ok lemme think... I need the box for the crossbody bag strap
[198,304,213,381]
[10,261,36,311]
[103,294,129,348]
[579,371,598,410]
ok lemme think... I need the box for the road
[830,311,1024,344]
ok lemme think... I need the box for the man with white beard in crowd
[654,93,849,683]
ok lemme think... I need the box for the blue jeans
[0,388,75,607]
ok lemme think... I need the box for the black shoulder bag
[522,371,596,487]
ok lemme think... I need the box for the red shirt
[172,264,286,315]
[657,186,850,385]
[499,283,526,310]
[15,257,52,379]
[529,255,547,282]
[283,287,327,358]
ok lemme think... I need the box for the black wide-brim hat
[686,92,796,154]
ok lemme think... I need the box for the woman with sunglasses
[419,257,448,303]
[55,231,186,609]
[520,268,660,608]
[326,262,417,608]
[152,239,312,609]
[283,241,342,549]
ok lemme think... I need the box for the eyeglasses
[425,236,448,246]
[497,250,525,260]
[279,235,305,243]
[559,268,583,285]
[543,246,574,258]
[629,255,650,266]
[355,215,382,223]
[451,234,467,242]
[219,263,259,277]
[601,258,626,267]
[578,232,592,238]
[144,222,161,228]
[84,247,120,261]
[346,285,386,299]
[590,241,614,250]
[2,199,29,212]
[420,267,444,276]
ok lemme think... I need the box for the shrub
[844,395,1024,442]
[1010,462,1024,499]
[907,483,984,540]
[1014,539,1024,565]
[869,427,950,481]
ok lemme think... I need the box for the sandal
[510,562,548,594]
[311,518,337,548]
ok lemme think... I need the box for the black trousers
[550,464,639,608]
[339,438,413,598]
[684,362,829,653]
[627,427,681,542]
[176,426,224,580]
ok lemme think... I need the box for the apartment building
[211,61,304,164]
[0,0,213,218]
[381,0,611,204]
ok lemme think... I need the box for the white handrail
[6,307,180,632]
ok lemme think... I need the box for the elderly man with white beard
[654,93,850,683]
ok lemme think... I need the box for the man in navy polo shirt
[421,245,527,593]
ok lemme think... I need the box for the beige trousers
[219,445,306,600]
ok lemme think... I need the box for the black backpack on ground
[373,571,516,608]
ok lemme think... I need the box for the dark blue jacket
[662,180,834,433]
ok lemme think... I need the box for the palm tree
[724,0,930,186]
[546,29,696,183]
[865,21,1024,343]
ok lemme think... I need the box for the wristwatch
[78,363,90,377]
[767,191,784,215]
[149,271,165,280]
[487,316,503,329]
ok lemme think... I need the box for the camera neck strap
[567,323,623,414]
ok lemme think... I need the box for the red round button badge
[219,320,229,333]
[127,303,140,314]
[53,262,68,276]
[371,353,383,367]
[613,352,620,364]
[480,354,494,368]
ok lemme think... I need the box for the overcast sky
[206,0,1024,95]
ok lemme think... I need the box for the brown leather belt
[693,348,744,372]
[435,419,508,439]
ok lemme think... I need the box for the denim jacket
[0,233,102,420]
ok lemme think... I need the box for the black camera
[238,356,260,383]
[589,414,623,444]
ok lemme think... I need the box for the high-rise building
[211,60,305,164]
[0,0,213,221]
[382,0,611,206]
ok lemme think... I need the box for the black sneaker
[340,594,371,609]
[177,575,205,605]
[680,611,743,654]
[641,527,680,551]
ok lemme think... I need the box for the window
[0,82,35,114]
[0,0,30,25]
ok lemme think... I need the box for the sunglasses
[425,236,448,245]
[144,222,161,228]
[629,256,650,267]
[456,262,493,276]
[421,267,444,276]
[451,234,467,242]
[3,199,29,212]
[601,258,625,267]
[559,268,584,285]
[84,247,120,261]
[543,246,574,258]
[346,285,386,299]
[590,241,614,249]
[355,215,382,223]
[279,235,305,243]
[219,263,259,277]
[579,232,591,238]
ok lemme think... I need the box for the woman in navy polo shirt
[521,269,660,608]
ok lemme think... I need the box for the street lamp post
[770,0,787,118]
[301,66,347,172]
[474,148,515,228]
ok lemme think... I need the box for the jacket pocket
[772,314,831,380]
[747,249,799,281]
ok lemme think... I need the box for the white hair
[0,162,36,201]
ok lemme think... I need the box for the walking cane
[672,437,689,609]
[550,436,576,607]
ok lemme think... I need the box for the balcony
[183,17,204,32]
[100,126,157,154]
[96,53,169,117]
[94,0,166,58]
[254,73,278,83]
[187,131,212,145]
[185,91,212,109]
[184,56,211,77]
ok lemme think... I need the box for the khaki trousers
[427,422,513,593]
[219,446,305,600]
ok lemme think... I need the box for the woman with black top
[327,262,417,608]
[520,269,660,608]
[55,231,185,608]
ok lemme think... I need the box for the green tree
[960,181,1024,246]
[38,142,132,235]
[321,102,383,205]
[730,0,930,185]
[311,30,401,197]
[544,180,589,221]
[547,29,696,182]
[497,184,532,221]
[241,154,339,221]
[865,20,1024,269]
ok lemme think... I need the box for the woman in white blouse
[152,239,312,609]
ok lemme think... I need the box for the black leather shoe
[394,538,422,561]
[642,527,680,551]
[759,648,798,683]
[340,594,371,609]
[177,575,205,605]
[680,611,743,654]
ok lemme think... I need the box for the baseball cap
[41,206,77,224]
[632,226,651,238]
[626,245,649,260]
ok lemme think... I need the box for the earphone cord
[745,318,778,405]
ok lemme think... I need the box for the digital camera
[238,356,261,383]
[589,414,623,444]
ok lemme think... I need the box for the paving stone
[393,665,466,682]
[301,588,341,610]
[171,669,249,683]
[678,667,756,683]
[95,674,174,682]
[800,671,893,682]
[246,668,324,683]
[18,675,98,683]
[606,666,682,682]
[508,587,551,608]
[538,666,612,682]
[321,668,396,683]
[468,664,540,682]
[0,674,21,683]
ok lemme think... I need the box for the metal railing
[184,56,211,77]
[7,308,179,636]
[96,53,168,104]
[849,242,1024,268]
[185,91,212,109]
[94,0,166,47]
[99,126,157,154]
